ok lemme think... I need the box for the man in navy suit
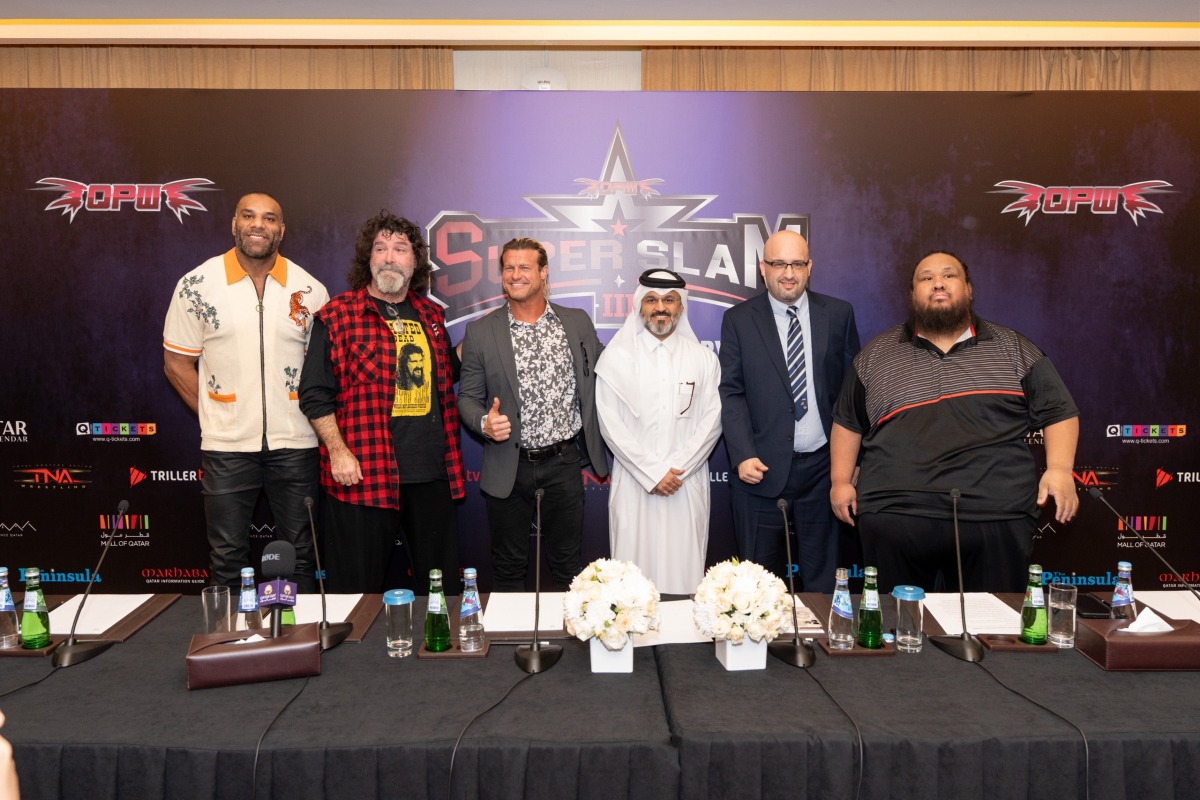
[719,230,860,592]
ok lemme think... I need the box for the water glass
[201,586,231,634]
[1048,582,1077,648]
[384,589,415,658]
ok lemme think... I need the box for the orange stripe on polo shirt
[164,339,202,356]
[222,248,289,285]
[877,389,1025,425]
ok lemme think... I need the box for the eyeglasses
[763,260,810,271]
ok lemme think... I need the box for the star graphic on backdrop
[614,274,625,288]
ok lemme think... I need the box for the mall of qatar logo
[427,123,809,330]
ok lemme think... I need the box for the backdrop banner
[0,90,1195,595]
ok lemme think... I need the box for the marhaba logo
[14,465,91,489]
[0,420,28,443]
[427,123,808,330]
[34,178,216,222]
[994,180,1171,225]
[142,567,208,585]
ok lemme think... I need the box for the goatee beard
[910,301,971,338]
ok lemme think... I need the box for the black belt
[519,438,575,463]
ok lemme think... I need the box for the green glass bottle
[1019,564,1047,645]
[20,567,51,649]
[424,569,451,652]
[856,566,883,649]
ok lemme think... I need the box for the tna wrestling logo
[427,123,809,329]
[33,178,216,223]
[993,180,1171,226]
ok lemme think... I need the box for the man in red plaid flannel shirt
[300,212,464,595]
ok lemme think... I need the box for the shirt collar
[767,290,809,318]
[507,302,556,327]
[223,248,288,286]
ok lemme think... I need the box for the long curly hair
[348,211,432,294]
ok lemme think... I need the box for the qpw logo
[34,178,216,222]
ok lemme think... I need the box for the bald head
[760,231,812,305]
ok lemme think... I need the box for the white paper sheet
[783,595,826,635]
[480,592,565,633]
[49,594,154,635]
[633,600,710,647]
[1136,590,1200,623]
[923,592,1021,635]
[292,594,363,625]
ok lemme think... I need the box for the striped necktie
[786,306,808,421]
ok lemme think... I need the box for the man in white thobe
[595,269,722,594]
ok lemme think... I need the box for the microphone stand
[515,488,562,673]
[768,498,815,668]
[929,489,985,662]
[1088,487,1200,606]
[305,497,351,650]
[53,500,128,667]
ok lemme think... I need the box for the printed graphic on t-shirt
[387,318,432,416]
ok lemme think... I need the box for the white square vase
[589,635,634,673]
[715,636,768,671]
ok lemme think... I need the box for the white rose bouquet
[564,559,661,651]
[692,559,792,644]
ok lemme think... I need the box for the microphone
[260,541,297,638]
[928,488,985,662]
[1087,487,1200,607]
[54,500,129,667]
[304,497,351,651]
[515,487,562,673]
[768,498,814,667]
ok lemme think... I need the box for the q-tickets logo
[34,178,216,223]
[0,420,28,443]
[994,180,1172,226]
[142,566,208,586]
[14,464,91,489]
[100,513,150,547]
[76,421,156,442]
[427,123,809,330]
[1106,423,1186,444]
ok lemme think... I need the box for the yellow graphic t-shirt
[387,318,432,417]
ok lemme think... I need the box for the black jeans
[484,441,585,591]
[320,483,461,596]
[201,448,319,591]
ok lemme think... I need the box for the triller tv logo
[34,178,216,222]
[993,180,1171,226]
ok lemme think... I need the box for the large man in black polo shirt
[830,251,1079,592]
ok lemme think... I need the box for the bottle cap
[1029,564,1043,574]
[464,568,477,578]
[892,585,925,601]
[1117,561,1132,571]
[864,566,878,577]
[240,567,254,577]
[384,589,415,606]
[26,567,39,577]
[0,567,7,577]
[835,567,848,581]
[429,569,443,579]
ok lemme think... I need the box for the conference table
[2,594,1200,800]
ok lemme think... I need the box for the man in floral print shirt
[164,193,329,591]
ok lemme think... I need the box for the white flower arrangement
[692,559,792,644]
[564,559,661,651]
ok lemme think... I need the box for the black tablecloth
[4,597,1200,799]
[0,600,677,800]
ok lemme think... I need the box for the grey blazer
[458,302,609,499]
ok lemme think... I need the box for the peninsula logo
[100,513,150,546]
[994,180,1172,226]
[0,420,28,443]
[14,465,91,489]
[427,123,809,329]
[34,178,216,223]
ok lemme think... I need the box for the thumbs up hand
[483,397,511,442]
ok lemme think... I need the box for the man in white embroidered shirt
[595,270,722,594]
[163,193,329,591]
